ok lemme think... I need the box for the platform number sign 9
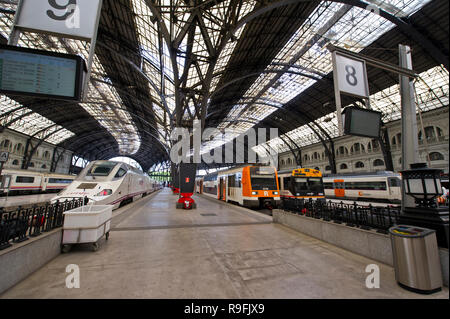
[15,0,102,41]
[47,0,77,21]
[335,54,370,99]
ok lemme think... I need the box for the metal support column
[399,44,420,209]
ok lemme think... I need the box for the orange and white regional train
[196,165,281,209]
[323,171,402,203]
[277,168,326,201]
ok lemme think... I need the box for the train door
[1,175,11,194]
[223,177,227,201]
[334,179,345,197]
[388,177,402,202]
[199,180,203,194]
[218,177,226,201]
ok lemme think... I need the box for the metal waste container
[389,225,442,294]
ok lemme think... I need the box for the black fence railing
[280,198,401,234]
[0,198,85,251]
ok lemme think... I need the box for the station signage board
[15,0,102,41]
[334,53,370,99]
[342,107,382,138]
[0,152,9,163]
[0,44,85,101]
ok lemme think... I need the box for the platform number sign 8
[345,65,358,86]
[335,54,369,98]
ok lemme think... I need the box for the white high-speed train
[0,169,76,196]
[52,160,162,209]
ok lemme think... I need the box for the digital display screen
[0,45,84,100]
[343,107,382,138]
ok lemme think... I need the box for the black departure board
[0,44,85,101]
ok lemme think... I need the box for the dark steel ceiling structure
[0,0,448,172]
[255,0,449,135]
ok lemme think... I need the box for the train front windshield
[294,177,324,196]
[77,162,119,181]
[87,162,118,176]
[250,167,277,190]
[308,178,324,195]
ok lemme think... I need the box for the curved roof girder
[234,0,448,70]
[95,41,174,119]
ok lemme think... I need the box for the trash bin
[389,225,442,294]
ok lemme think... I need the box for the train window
[283,177,290,190]
[228,174,236,187]
[87,162,118,176]
[294,178,308,191]
[388,178,401,187]
[236,173,242,187]
[204,173,218,182]
[16,176,35,183]
[323,183,334,189]
[48,178,73,184]
[250,167,277,190]
[115,168,127,178]
[333,182,345,189]
[345,181,387,190]
[308,178,324,194]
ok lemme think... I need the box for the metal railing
[280,198,401,234]
[0,198,85,251]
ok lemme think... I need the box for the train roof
[277,168,321,175]
[323,171,401,178]
[46,173,77,178]
[0,169,76,177]
[0,169,45,176]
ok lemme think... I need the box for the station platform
[1,188,448,299]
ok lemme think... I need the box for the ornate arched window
[374,159,385,167]
[429,152,444,161]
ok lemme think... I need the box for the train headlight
[96,189,112,196]
[273,191,279,195]
[252,191,258,195]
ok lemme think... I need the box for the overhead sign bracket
[7,0,103,101]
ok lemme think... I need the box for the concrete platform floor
[1,188,448,299]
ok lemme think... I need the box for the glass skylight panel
[362,0,432,18]
[0,96,75,144]
[0,3,142,156]
[210,0,257,91]
[257,65,448,154]
[210,0,434,156]
[0,0,441,162]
